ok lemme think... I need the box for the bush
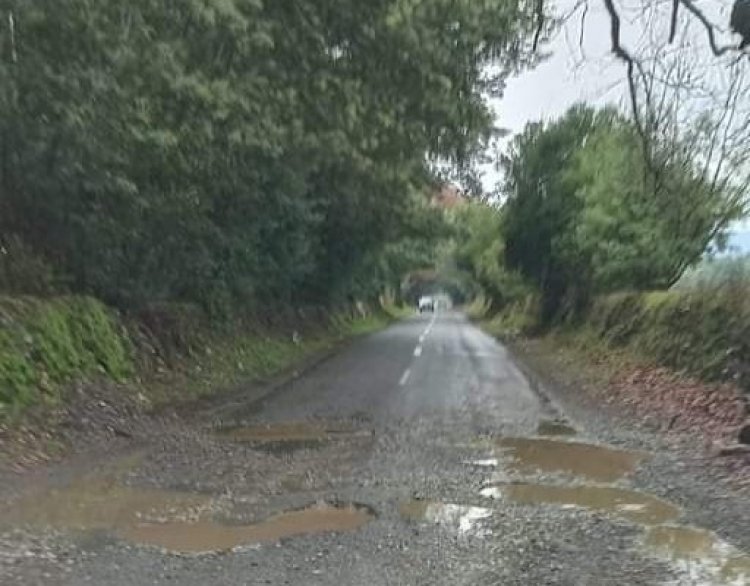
[0,236,61,296]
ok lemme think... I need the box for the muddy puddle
[123,502,374,553]
[400,500,492,536]
[3,466,373,553]
[480,483,679,525]
[496,437,646,482]
[2,469,210,531]
[645,525,750,585]
[536,419,577,437]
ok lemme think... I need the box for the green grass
[0,296,132,417]
[562,287,750,394]
[143,307,398,405]
[0,296,403,419]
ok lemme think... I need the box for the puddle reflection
[481,483,679,525]
[400,500,492,536]
[646,525,750,585]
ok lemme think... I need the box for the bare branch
[532,0,544,52]
[668,0,679,44]
[678,0,735,56]
[601,0,649,159]
[579,2,589,50]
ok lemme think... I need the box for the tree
[0,0,543,312]
[501,105,603,321]
[501,105,742,323]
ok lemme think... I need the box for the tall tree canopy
[0,0,541,311]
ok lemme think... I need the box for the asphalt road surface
[3,311,745,585]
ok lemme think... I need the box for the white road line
[414,346,422,357]
[398,369,411,386]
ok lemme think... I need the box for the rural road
[2,311,748,585]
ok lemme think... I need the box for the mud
[122,502,374,553]
[1,458,210,531]
[496,437,647,482]
[536,420,577,437]
[645,525,750,585]
[400,501,493,537]
[480,483,680,525]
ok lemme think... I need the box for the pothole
[496,437,647,482]
[122,502,375,553]
[645,525,750,585]
[2,475,210,531]
[480,483,680,525]
[536,419,577,437]
[400,500,493,537]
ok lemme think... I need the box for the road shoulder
[500,334,750,553]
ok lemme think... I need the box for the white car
[418,296,434,313]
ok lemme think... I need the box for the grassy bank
[0,296,401,421]
[581,288,750,395]
[476,286,750,398]
[0,297,132,416]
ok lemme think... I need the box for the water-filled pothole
[2,475,210,531]
[536,420,577,437]
[216,422,369,451]
[123,502,374,553]
[480,483,679,525]
[645,525,750,585]
[496,437,646,482]
[400,500,492,536]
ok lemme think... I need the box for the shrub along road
[1,312,748,585]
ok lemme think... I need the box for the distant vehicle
[418,296,434,313]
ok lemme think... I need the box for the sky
[484,0,748,244]
[480,1,629,191]
[493,1,623,136]
[491,0,736,136]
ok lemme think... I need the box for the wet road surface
[2,311,749,585]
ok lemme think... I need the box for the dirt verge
[505,334,750,553]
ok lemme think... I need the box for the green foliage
[481,294,540,338]
[501,105,742,324]
[142,302,397,405]
[0,297,132,414]
[570,125,739,292]
[501,106,605,321]
[585,288,750,392]
[449,201,532,309]
[0,236,60,295]
[0,0,541,313]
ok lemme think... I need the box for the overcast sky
[483,0,747,232]
[480,1,627,191]
[494,2,623,135]
[493,0,736,134]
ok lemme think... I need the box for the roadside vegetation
[0,294,402,418]
[0,1,545,418]
[450,103,749,399]
[2,1,749,422]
